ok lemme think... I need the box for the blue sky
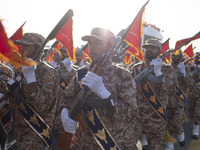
[0,0,200,52]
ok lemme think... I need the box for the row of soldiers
[0,27,200,150]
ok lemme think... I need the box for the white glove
[197,64,200,69]
[60,108,77,134]
[50,60,58,68]
[0,93,6,109]
[62,58,72,72]
[22,64,37,84]
[177,63,186,74]
[82,72,111,99]
[150,58,163,76]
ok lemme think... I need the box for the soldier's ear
[157,48,161,56]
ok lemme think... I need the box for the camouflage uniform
[132,61,177,150]
[186,64,200,124]
[0,63,13,133]
[54,62,77,140]
[9,61,59,150]
[167,66,187,136]
[60,62,140,150]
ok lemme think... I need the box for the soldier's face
[144,45,160,60]
[172,54,182,64]
[21,44,37,58]
[88,38,111,63]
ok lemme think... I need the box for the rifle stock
[57,37,120,150]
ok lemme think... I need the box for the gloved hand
[50,60,58,68]
[0,93,7,109]
[150,58,163,76]
[177,63,186,74]
[197,64,200,69]
[82,72,111,99]
[60,108,77,134]
[22,61,37,84]
[62,58,72,72]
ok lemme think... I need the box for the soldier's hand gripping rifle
[57,36,121,150]
[134,48,174,84]
[0,9,74,103]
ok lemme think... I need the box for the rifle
[0,9,74,103]
[41,40,59,61]
[133,49,174,84]
[183,51,198,65]
[57,36,121,150]
[111,44,130,63]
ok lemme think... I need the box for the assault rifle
[183,51,198,65]
[41,40,59,61]
[133,49,174,84]
[111,44,130,63]
[57,36,121,150]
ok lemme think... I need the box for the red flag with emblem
[161,38,170,63]
[55,17,75,61]
[0,21,34,66]
[9,22,26,53]
[183,44,194,59]
[175,31,200,51]
[122,0,149,61]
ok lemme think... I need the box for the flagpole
[32,9,74,61]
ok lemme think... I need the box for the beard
[172,58,180,64]
[145,51,157,60]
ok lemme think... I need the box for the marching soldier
[131,38,178,150]
[186,52,200,139]
[50,46,77,140]
[0,62,13,149]
[74,49,85,67]
[11,33,60,150]
[59,27,140,150]
[166,50,188,148]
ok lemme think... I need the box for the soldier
[59,27,140,150]
[74,49,85,67]
[166,50,188,149]
[0,62,13,148]
[50,46,78,140]
[11,33,60,150]
[131,38,178,150]
[186,52,200,139]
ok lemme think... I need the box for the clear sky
[0,0,200,52]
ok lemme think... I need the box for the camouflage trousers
[167,105,184,135]
[138,111,167,150]
[188,95,200,124]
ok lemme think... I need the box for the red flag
[183,44,194,59]
[9,22,25,53]
[175,31,200,51]
[161,38,170,63]
[0,21,34,66]
[124,52,132,65]
[55,17,75,61]
[122,0,149,61]
[80,44,91,62]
